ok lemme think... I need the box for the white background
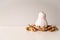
[0,0,60,26]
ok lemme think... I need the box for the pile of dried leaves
[26,24,58,32]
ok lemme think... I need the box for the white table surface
[0,26,60,40]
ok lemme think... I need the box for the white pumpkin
[35,12,48,27]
